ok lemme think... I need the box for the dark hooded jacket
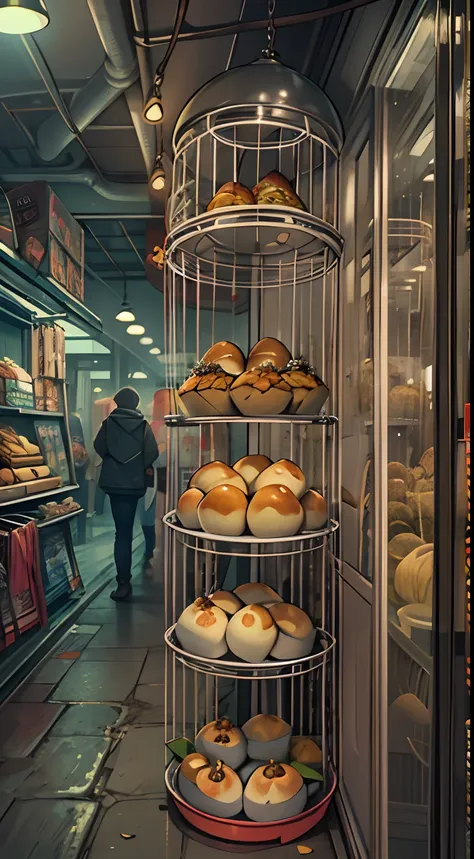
[93,408,158,496]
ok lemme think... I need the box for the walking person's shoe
[110,581,133,601]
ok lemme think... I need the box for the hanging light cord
[265,0,277,58]
[153,0,190,86]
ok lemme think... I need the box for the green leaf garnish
[166,737,195,761]
[290,761,324,781]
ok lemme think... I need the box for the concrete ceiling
[0,0,395,309]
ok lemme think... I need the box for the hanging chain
[263,0,277,58]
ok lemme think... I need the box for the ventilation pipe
[0,170,150,202]
[36,0,140,162]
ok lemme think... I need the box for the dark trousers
[109,494,139,584]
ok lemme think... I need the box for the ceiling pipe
[35,0,140,162]
[0,170,150,202]
[133,0,384,46]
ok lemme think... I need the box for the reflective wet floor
[0,562,338,859]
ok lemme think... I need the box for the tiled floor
[0,558,339,859]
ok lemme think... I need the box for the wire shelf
[166,206,342,289]
[163,511,339,558]
[164,413,338,427]
[164,625,335,680]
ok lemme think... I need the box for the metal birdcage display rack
[162,20,344,846]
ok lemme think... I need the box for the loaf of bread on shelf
[207,182,255,211]
[394,543,433,604]
[388,382,425,420]
[253,172,305,210]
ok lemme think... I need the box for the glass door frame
[365,1,470,857]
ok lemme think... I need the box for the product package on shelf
[0,519,47,650]
[0,358,34,409]
[0,423,62,503]
[32,322,66,412]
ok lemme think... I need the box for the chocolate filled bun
[253,172,305,210]
[207,182,255,211]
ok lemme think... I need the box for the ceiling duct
[35,0,140,162]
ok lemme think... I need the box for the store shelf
[165,758,337,844]
[0,405,64,417]
[36,507,83,529]
[163,510,339,558]
[166,205,343,288]
[0,484,79,509]
[388,615,432,674]
[165,413,338,427]
[165,625,335,680]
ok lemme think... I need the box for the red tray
[165,758,337,845]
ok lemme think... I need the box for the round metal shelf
[163,511,339,558]
[165,758,337,845]
[166,205,343,289]
[164,413,338,428]
[164,625,335,680]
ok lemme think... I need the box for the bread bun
[198,484,248,536]
[388,478,407,503]
[207,182,255,211]
[254,459,306,500]
[280,359,329,415]
[253,172,305,211]
[195,718,247,769]
[201,342,245,376]
[388,520,415,540]
[226,604,277,663]
[394,543,433,604]
[243,760,307,822]
[300,489,327,531]
[388,462,409,484]
[194,760,243,818]
[233,582,283,606]
[242,714,292,762]
[178,367,236,417]
[175,598,228,658]
[419,447,434,477]
[388,383,422,419]
[189,461,247,494]
[246,338,292,371]
[210,590,243,616]
[230,368,292,416]
[388,501,415,530]
[177,488,205,530]
[269,603,316,660]
[388,533,425,581]
[247,485,304,538]
[232,454,272,494]
[180,752,209,786]
[290,737,322,766]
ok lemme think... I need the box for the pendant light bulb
[126,323,146,336]
[139,336,153,345]
[116,281,135,322]
[150,155,166,192]
[0,0,49,34]
[143,78,163,124]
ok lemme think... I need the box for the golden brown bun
[253,172,305,210]
[290,737,322,765]
[196,762,243,802]
[0,467,15,486]
[207,182,255,210]
[210,590,243,615]
[388,478,407,503]
[201,342,245,376]
[419,447,434,477]
[246,338,292,372]
[180,753,210,784]
[388,462,409,484]
[233,582,282,606]
[243,714,291,742]
[388,501,415,529]
[269,603,313,640]
[245,761,303,803]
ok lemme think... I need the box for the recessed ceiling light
[93,386,102,393]
[0,0,49,34]
[126,324,146,336]
[131,371,148,379]
[139,336,153,345]
[149,347,161,355]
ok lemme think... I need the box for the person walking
[93,387,158,601]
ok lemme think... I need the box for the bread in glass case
[388,382,426,420]
[394,543,433,605]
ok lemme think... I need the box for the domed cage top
[166,59,344,289]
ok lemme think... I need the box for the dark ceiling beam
[134,0,384,47]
